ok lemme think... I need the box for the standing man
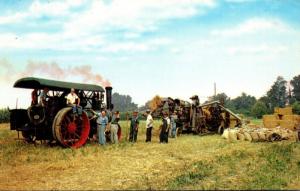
[110,111,119,144]
[160,112,169,143]
[39,87,49,107]
[145,109,153,142]
[66,88,82,115]
[129,111,139,143]
[31,89,38,106]
[170,111,177,138]
[97,111,108,145]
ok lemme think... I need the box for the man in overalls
[129,111,139,142]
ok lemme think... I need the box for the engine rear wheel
[52,107,90,148]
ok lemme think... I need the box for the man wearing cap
[129,111,139,142]
[145,109,153,142]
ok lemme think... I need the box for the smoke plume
[0,59,111,87]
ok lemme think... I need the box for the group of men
[95,109,178,145]
[96,110,120,145]
[31,87,178,145]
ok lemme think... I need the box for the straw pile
[149,95,162,111]
[222,126,299,142]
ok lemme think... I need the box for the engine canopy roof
[13,77,105,92]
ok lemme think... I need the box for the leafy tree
[258,96,273,114]
[290,74,300,101]
[251,101,268,118]
[266,76,287,109]
[112,92,138,112]
[207,93,234,109]
[292,101,300,115]
[231,92,256,116]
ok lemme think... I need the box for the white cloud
[0,12,26,25]
[0,0,85,25]
[211,18,290,37]
[64,0,216,36]
[101,38,172,53]
[227,44,288,55]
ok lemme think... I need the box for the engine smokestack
[105,86,113,110]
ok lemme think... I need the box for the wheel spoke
[74,132,81,139]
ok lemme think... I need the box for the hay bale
[263,115,277,122]
[263,120,280,129]
[257,131,267,141]
[279,120,297,130]
[244,132,252,141]
[277,107,293,115]
[274,107,280,114]
[282,115,298,121]
[237,132,245,141]
[222,129,229,139]
[228,130,238,142]
[250,132,259,142]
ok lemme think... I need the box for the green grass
[167,142,300,190]
[0,121,299,190]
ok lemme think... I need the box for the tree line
[207,75,300,118]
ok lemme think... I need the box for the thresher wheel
[52,107,90,148]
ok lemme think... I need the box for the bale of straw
[282,115,298,121]
[257,131,267,141]
[279,120,297,130]
[237,132,245,141]
[244,132,252,141]
[263,120,280,129]
[228,130,238,142]
[277,107,293,115]
[274,107,280,114]
[250,132,259,142]
[263,115,277,122]
[222,129,229,139]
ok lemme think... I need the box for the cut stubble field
[0,121,300,190]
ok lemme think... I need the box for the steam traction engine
[10,77,116,148]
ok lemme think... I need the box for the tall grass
[0,108,9,123]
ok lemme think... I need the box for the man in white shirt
[145,109,153,142]
[66,88,82,115]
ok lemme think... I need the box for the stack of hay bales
[263,106,300,131]
[222,126,298,142]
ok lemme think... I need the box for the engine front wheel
[52,107,90,148]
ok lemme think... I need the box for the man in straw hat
[129,110,139,142]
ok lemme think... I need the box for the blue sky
[0,0,300,108]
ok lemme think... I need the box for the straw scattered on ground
[0,121,299,190]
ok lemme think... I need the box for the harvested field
[0,121,300,190]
